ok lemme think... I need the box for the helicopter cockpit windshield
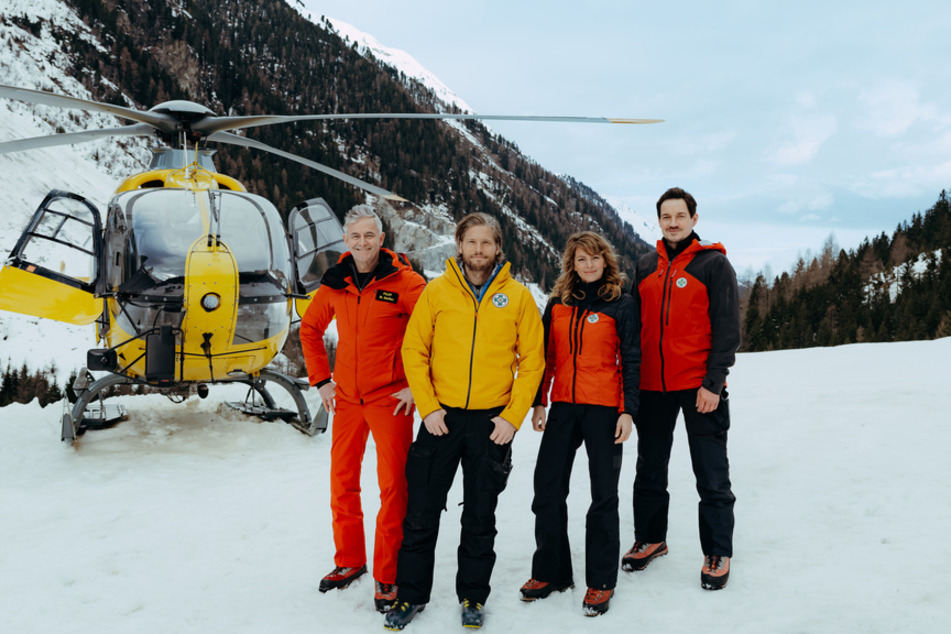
[128,188,203,283]
[107,188,292,290]
[104,188,294,341]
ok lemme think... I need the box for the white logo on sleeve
[491,293,509,308]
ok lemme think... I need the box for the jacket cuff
[702,375,725,395]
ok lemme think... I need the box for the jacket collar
[445,258,510,301]
[321,248,410,290]
[655,233,726,265]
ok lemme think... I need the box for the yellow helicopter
[0,84,661,444]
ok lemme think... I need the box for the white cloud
[856,79,935,138]
[777,191,833,215]
[852,160,951,198]
[765,112,838,167]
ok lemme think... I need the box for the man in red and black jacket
[621,187,740,591]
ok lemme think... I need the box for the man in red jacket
[300,206,426,612]
[622,187,740,591]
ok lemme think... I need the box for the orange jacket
[535,292,640,416]
[300,248,426,405]
[635,236,740,394]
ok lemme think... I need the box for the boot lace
[584,588,610,604]
[704,556,724,572]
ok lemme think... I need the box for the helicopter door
[0,190,103,325]
[288,198,345,317]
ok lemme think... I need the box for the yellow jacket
[401,258,545,428]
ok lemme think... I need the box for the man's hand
[317,381,336,415]
[391,387,415,416]
[615,413,633,444]
[423,408,449,436]
[531,405,547,432]
[696,386,720,414]
[489,416,517,445]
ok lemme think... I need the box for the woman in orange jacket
[519,231,640,617]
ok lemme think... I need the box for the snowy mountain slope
[324,17,473,115]
[1,338,949,632]
[606,195,662,244]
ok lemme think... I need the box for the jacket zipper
[570,305,587,403]
[450,264,481,409]
[350,264,396,406]
[659,261,673,392]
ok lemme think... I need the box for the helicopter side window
[20,197,98,283]
[292,208,346,287]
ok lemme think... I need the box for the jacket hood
[655,233,727,264]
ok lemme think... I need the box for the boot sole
[384,605,425,631]
[519,583,574,602]
[701,572,729,590]
[318,566,368,593]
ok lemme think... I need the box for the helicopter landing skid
[224,401,297,421]
[62,372,134,445]
[225,368,328,436]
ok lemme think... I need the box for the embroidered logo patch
[491,293,509,308]
[587,313,599,324]
[676,277,688,289]
[375,290,399,304]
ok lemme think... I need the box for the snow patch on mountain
[324,17,473,115]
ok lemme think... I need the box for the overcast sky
[298,0,951,274]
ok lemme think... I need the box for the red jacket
[635,236,740,394]
[300,248,426,405]
[535,287,640,416]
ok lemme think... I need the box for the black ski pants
[632,389,735,557]
[395,406,512,605]
[531,402,623,590]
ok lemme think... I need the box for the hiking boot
[518,578,574,602]
[374,581,398,613]
[460,599,485,628]
[582,588,614,617]
[383,601,425,631]
[318,564,367,592]
[701,555,730,590]
[620,540,668,572]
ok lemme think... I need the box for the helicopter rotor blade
[194,113,663,136]
[208,131,406,202]
[0,84,177,130]
[0,123,155,155]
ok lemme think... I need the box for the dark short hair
[455,212,504,265]
[656,187,697,217]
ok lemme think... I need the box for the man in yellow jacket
[384,213,545,631]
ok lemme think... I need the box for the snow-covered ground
[2,338,949,633]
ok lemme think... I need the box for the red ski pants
[330,398,414,584]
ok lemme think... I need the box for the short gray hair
[343,205,383,233]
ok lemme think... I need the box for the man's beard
[463,254,494,274]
